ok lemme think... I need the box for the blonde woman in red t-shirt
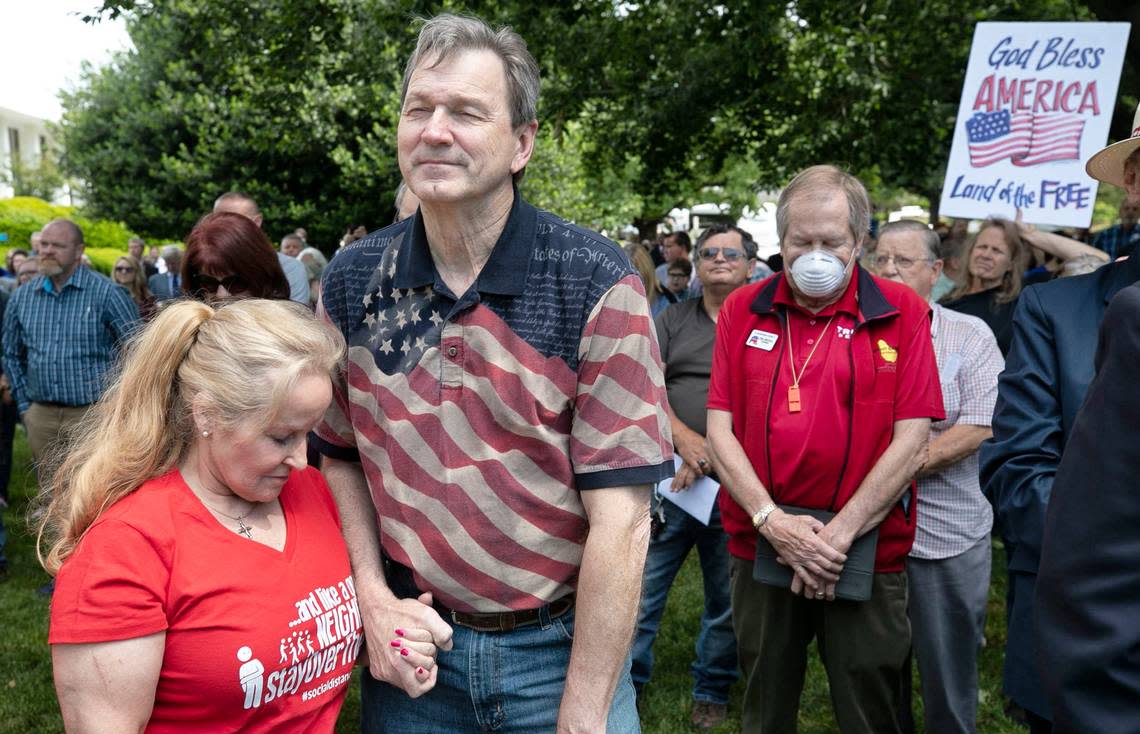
[37,299,373,733]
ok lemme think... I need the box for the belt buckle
[499,612,516,633]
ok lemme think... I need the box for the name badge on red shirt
[746,329,778,351]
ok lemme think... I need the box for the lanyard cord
[786,314,836,389]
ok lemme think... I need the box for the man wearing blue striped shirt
[2,218,139,472]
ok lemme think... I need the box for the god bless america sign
[940,22,1130,228]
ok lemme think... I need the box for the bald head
[44,219,83,247]
[213,192,262,227]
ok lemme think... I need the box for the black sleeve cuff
[575,459,675,491]
[308,431,361,462]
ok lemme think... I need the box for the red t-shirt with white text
[50,467,361,733]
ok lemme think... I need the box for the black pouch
[752,505,879,602]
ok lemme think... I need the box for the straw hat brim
[1086,135,1140,188]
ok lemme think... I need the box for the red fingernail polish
[395,628,406,637]
[416,666,426,675]
[400,648,410,656]
[389,639,402,648]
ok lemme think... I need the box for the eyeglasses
[873,254,933,271]
[113,266,135,273]
[193,273,247,295]
[698,247,746,261]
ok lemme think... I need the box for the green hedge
[0,197,140,275]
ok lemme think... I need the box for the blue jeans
[362,565,640,733]
[631,496,738,704]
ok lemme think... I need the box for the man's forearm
[322,455,453,695]
[706,409,773,515]
[833,418,930,540]
[321,455,391,600]
[920,424,991,476]
[558,484,651,732]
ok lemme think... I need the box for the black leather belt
[382,552,575,633]
[435,594,575,633]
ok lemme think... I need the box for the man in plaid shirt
[874,220,1004,734]
[1091,197,1140,260]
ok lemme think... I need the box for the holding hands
[362,590,453,697]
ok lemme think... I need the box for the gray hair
[297,247,329,281]
[402,14,540,130]
[877,220,940,262]
[776,165,871,246]
[160,244,182,260]
[280,233,304,248]
[393,181,414,224]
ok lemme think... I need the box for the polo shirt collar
[930,301,943,338]
[765,267,862,318]
[752,265,898,323]
[853,266,899,321]
[393,187,537,297]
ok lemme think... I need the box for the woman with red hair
[182,212,290,302]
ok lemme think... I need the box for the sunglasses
[113,266,135,273]
[193,273,247,295]
[698,247,746,261]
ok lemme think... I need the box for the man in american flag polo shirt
[312,14,673,733]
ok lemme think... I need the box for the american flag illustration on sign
[966,110,1085,168]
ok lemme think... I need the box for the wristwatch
[751,503,778,532]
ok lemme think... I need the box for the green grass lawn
[0,429,1024,733]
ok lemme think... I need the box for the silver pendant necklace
[203,502,255,538]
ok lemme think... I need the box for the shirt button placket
[441,324,463,389]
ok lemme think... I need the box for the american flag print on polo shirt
[314,200,673,613]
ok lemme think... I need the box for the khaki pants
[731,556,911,733]
[24,403,92,478]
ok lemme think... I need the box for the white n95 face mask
[789,250,851,298]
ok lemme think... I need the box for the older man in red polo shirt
[706,165,944,733]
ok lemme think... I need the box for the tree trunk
[634,217,660,243]
[927,188,941,223]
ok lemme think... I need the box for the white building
[0,105,62,201]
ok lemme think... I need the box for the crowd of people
[1,11,1138,734]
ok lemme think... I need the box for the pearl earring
[201,430,210,438]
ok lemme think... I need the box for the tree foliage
[63,0,424,247]
[66,0,1114,244]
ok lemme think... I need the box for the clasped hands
[361,590,454,697]
[765,510,852,602]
